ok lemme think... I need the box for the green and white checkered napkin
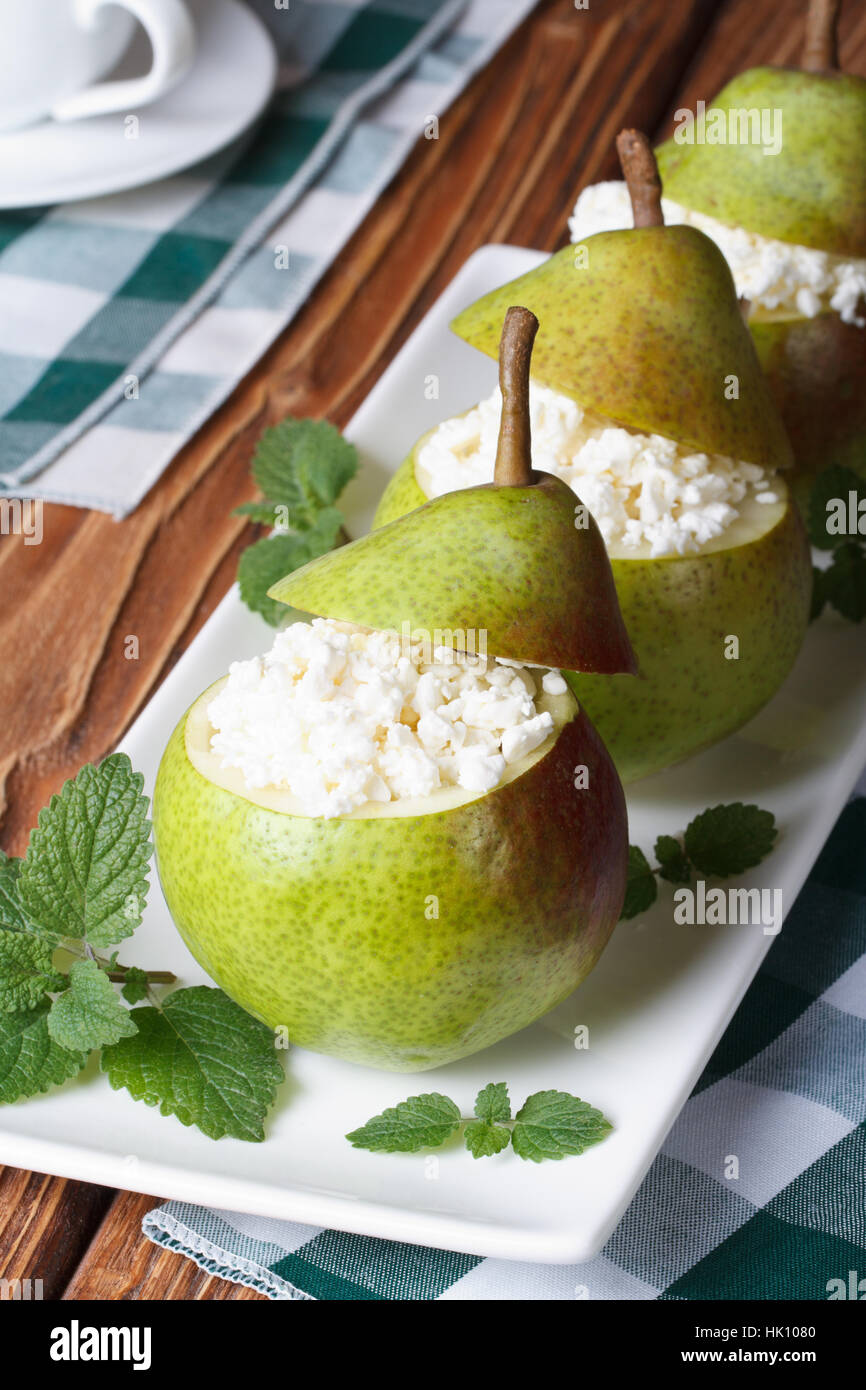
[142,778,866,1300]
[0,0,536,517]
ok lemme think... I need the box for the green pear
[750,313,866,509]
[272,309,636,677]
[153,679,626,1071]
[451,231,792,473]
[388,133,811,781]
[374,445,811,783]
[655,68,866,258]
[152,307,631,1069]
[654,1,866,489]
[271,476,635,675]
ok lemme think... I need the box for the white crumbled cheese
[417,384,776,558]
[542,670,568,695]
[568,180,866,327]
[206,619,557,817]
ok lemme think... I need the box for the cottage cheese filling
[206,619,567,818]
[569,180,866,326]
[416,385,779,559]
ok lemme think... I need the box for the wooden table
[1,0,864,1302]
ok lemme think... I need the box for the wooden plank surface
[0,0,863,1302]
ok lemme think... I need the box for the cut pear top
[656,68,866,258]
[655,1,865,258]
[270,307,637,676]
[452,132,793,472]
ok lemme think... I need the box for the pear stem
[802,0,840,71]
[616,129,664,228]
[493,306,538,488]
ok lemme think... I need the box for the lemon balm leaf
[249,418,358,527]
[0,1002,87,1103]
[47,960,137,1052]
[101,987,284,1142]
[511,1090,612,1162]
[822,542,866,623]
[684,803,777,878]
[655,834,691,885]
[0,932,65,1013]
[464,1120,511,1159]
[238,508,343,626]
[120,966,150,1005]
[18,755,151,949]
[474,1081,510,1123]
[346,1093,461,1153]
[621,845,657,919]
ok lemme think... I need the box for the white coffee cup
[0,0,197,133]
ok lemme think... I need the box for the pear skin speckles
[152,705,627,1072]
[270,473,636,675]
[451,230,792,472]
[374,449,812,785]
[751,313,866,495]
[656,67,866,259]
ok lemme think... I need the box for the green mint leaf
[17,754,151,948]
[464,1120,511,1159]
[620,845,657,919]
[346,1092,461,1154]
[101,986,284,1142]
[233,500,289,526]
[120,965,150,1005]
[655,834,692,885]
[511,1090,613,1162]
[0,932,65,1012]
[251,418,358,527]
[47,959,137,1052]
[238,507,343,626]
[823,542,866,623]
[0,854,48,937]
[808,466,866,550]
[0,1001,87,1103]
[684,803,777,878]
[474,1081,511,1123]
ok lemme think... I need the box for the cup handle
[51,0,197,122]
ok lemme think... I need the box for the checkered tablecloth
[143,779,866,1300]
[0,0,537,516]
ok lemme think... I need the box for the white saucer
[0,0,277,209]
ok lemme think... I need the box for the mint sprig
[237,507,343,627]
[102,988,284,1143]
[0,755,285,1142]
[18,754,151,948]
[621,803,778,919]
[0,932,64,1013]
[347,1084,612,1163]
[234,416,358,626]
[345,1092,461,1154]
[808,467,866,624]
[47,959,138,1052]
[511,1090,612,1163]
[0,1003,88,1104]
[622,846,658,919]
[464,1082,512,1157]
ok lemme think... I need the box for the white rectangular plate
[3,246,865,1265]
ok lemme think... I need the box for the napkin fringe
[142,1207,314,1301]
[4,0,470,497]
